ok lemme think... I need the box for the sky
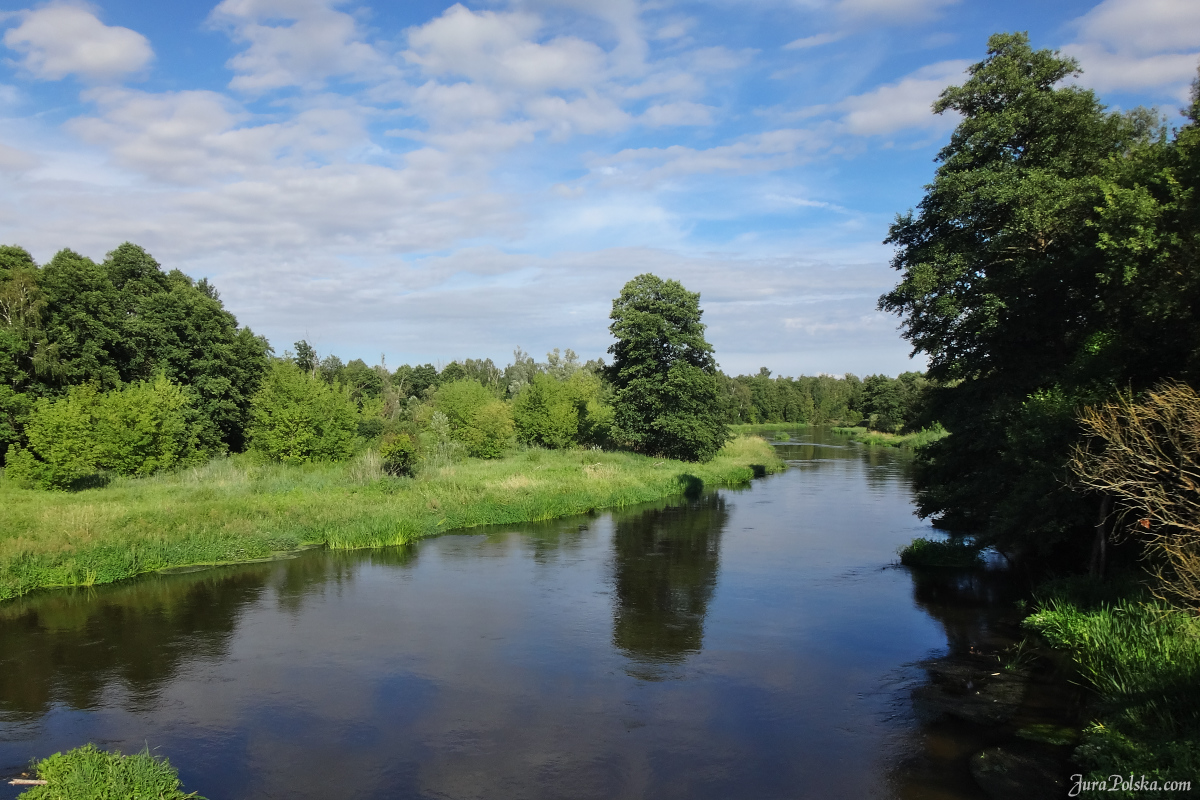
[0,0,1196,377]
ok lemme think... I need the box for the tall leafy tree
[606,274,728,462]
[0,242,270,456]
[879,33,1191,559]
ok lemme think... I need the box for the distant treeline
[0,243,928,488]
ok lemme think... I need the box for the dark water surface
[1,429,1029,799]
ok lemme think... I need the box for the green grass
[17,744,200,799]
[897,536,983,568]
[831,423,948,448]
[1023,586,1200,798]
[0,436,783,602]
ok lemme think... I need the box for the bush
[247,361,357,464]
[5,376,206,490]
[432,379,513,458]
[379,432,417,476]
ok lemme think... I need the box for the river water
[0,428,1055,799]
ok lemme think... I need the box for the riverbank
[0,436,783,602]
[831,424,947,448]
[1022,580,1200,798]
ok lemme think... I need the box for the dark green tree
[605,274,728,462]
[878,33,1192,559]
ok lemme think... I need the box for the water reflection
[0,566,270,720]
[611,494,727,673]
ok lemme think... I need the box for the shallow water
[0,429,1055,799]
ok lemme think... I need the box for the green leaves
[431,378,514,459]
[5,375,207,489]
[607,274,728,462]
[247,362,357,464]
[879,33,1200,557]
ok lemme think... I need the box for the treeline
[721,369,930,431]
[0,243,928,489]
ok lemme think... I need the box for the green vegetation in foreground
[898,536,982,568]
[17,744,200,800]
[0,436,782,601]
[1023,582,1200,798]
[831,423,947,449]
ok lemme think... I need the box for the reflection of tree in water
[611,493,728,670]
[0,565,273,719]
[0,546,422,721]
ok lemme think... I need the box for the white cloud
[1064,0,1200,98]
[210,0,388,93]
[0,141,38,172]
[784,32,844,50]
[2,2,153,82]
[526,94,631,138]
[836,60,968,136]
[640,101,713,127]
[67,87,370,184]
[405,4,608,92]
[1073,0,1200,57]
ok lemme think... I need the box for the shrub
[432,379,513,458]
[513,373,578,448]
[247,361,357,464]
[379,432,417,476]
[5,376,205,490]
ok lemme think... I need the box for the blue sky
[0,0,1196,376]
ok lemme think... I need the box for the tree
[606,274,728,462]
[247,361,357,464]
[878,33,1194,559]
[0,242,270,456]
[431,378,513,458]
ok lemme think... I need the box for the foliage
[512,370,613,449]
[0,436,782,601]
[247,361,357,464]
[17,744,201,800]
[431,379,514,458]
[1072,382,1200,609]
[898,536,983,567]
[5,376,206,490]
[379,433,418,477]
[1024,592,1200,794]
[878,33,1200,560]
[606,274,729,462]
[0,242,269,459]
[720,369,865,426]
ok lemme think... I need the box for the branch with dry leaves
[1071,381,1200,610]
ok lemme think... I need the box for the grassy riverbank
[1023,580,1200,797]
[831,424,947,448]
[0,436,782,602]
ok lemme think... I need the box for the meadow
[0,436,782,602]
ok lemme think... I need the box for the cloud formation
[1063,0,1200,98]
[2,1,152,82]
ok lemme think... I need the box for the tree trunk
[1088,495,1112,578]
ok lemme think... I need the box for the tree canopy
[880,32,1200,560]
[606,274,728,462]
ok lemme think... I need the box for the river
[0,428,1069,799]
